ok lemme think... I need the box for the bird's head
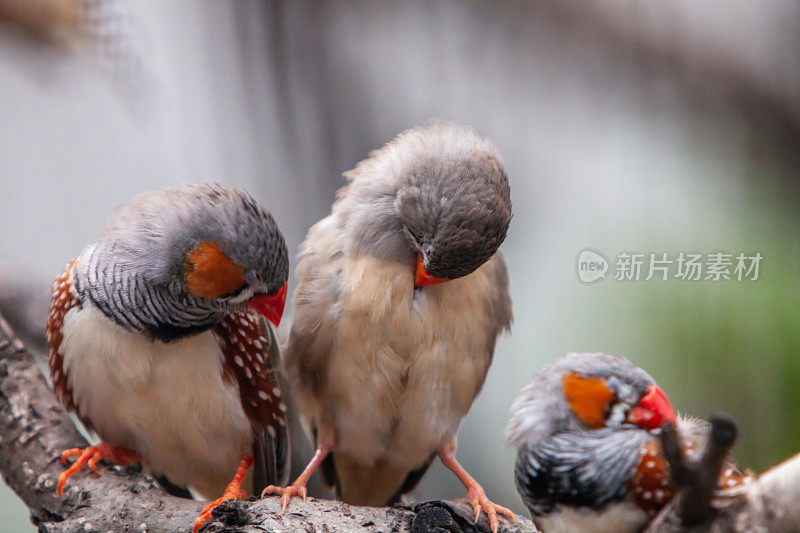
[81,184,288,341]
[560,360,676,432]
[180,214,288,328]
[507,352,676,446]
[391,123,512,286]
[182,240,287,329]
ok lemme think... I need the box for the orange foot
[261,442,332,514]
[261,480,308,514]
[438,442,516,533]
[193,457,253,533]
[458,482,517,533]
[57,442,140,496]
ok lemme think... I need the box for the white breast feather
[536,501,649,533]
[325,253,501,469]
[60,303,252,497]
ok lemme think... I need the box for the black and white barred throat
[75,245,225,342]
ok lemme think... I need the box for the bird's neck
[76,246,224,343]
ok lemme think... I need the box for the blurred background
[0,1,798,530]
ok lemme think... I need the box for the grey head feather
[336,121,512,278]
[75,183,288,342]
[506,352,655,447]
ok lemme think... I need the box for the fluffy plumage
[76,184,288,342]
[46,184,290,531]
[271,123,514,530]
[507,352,749,533]
[507,353,654,450]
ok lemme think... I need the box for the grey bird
[506,352,749,533]
[45,184,290,533]
[263,122,516,532]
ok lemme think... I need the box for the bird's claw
[261,483,307,514]
[193,489,243,533]
[458,483,517,533]
[194,498,221,533]
[192,483,247,533]
[193,457,252,533]
[57,443,139,496]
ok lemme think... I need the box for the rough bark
[0,312,537,533]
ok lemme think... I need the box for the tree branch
[658,416,738,525]
[645,416,800,533]
[0,312,537,533]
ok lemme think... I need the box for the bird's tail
[328,453,422,507]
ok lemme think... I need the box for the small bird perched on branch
[45,184,290,533]
[264,122,515,533]
[506,352,750,533]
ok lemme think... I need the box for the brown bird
[45,184,290,532]
[263,122,515,533]
[506,352,750,533]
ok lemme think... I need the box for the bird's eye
[221,283,249,300]
[606,401,630,427]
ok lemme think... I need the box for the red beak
[415,253,449,286]
[627,384,677,430]
[246,282,287,328]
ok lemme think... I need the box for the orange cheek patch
[184,241,245,299]
[562,373,614,429]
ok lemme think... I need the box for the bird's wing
[282,215,347,488]
[46,259,84,420]
[214,310,290,490]
[480,251,513,367]
[252,322,290,489]
[282,217,343,422]
[515,427,647,515]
